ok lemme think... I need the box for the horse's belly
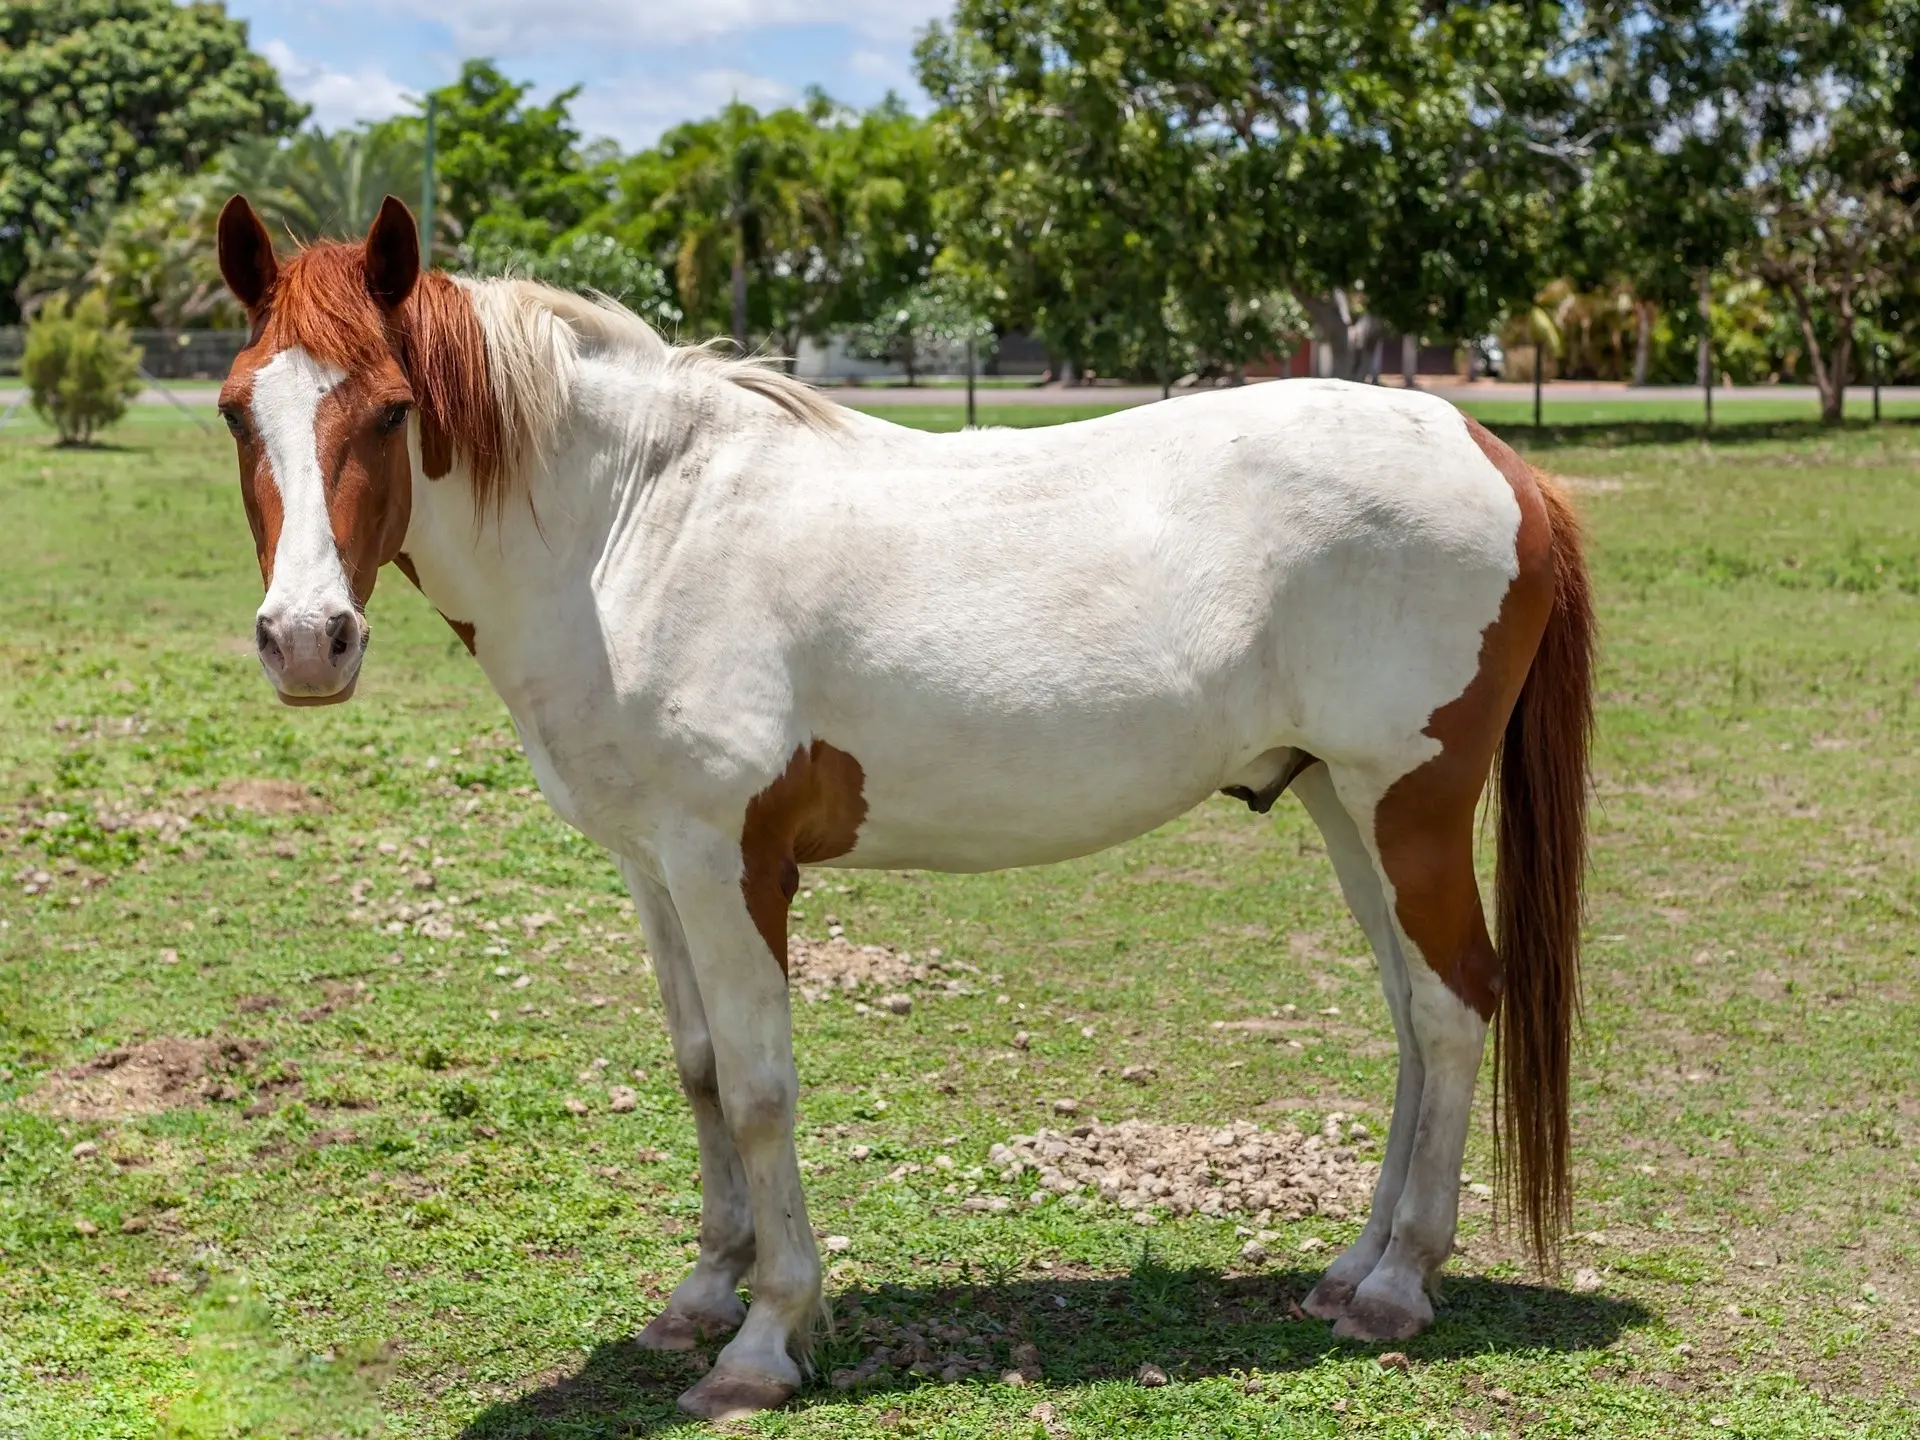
[823,749,1231,873]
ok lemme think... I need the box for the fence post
[1533,342,1543,430]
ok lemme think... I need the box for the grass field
[2,396,1917,1439]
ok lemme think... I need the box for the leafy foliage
[462,231,683,332]
[0,0,304,322]
[22,290,143,445]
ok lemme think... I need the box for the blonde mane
[455,278,846,473]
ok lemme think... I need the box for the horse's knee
[720,1068,796,1146]
[673,1034,720,1104]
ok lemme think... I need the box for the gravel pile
[788,937,982,1006]
[992,1114,1376,1222]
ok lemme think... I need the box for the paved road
[6,379,1917,411]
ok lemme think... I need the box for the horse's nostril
[325,610,356,661]
[255,616,283,664]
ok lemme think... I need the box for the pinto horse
[214,195,1594,1420]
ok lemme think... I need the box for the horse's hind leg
[1291,763,1423,1319]
[621,859,754,1350]
[1305,761,1498,1341]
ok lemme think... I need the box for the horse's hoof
[677,1367,796,1421]
[1301,1276,1355,1321]
[1330,1287,1432,1342]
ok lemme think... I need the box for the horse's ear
[217,196,278,311]
[364,195,420,311]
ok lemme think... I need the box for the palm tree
[214,127,425,245]
[656,103,814,352]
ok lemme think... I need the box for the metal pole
[1698,269,1713,434]
[1874,345,1882,424]
[1533,342,1543,430]
[420,94,438,266]
[965,336,976,428]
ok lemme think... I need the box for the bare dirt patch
[213,778,328,815]
[993,1115,1377,1222]
[789,937,983,1005]
[28,1037,267,1121]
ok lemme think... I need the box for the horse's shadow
[455,1264,1651,1437]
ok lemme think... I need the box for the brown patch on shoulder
[391,551,478,655]
[740,741,868,972]
[1370,417,1555,1019]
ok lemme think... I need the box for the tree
[852,274,994,386]
[919,1,1569,383]
[462,231,683,331]
[0,0,303,321]
[23,290,143,444]
[21,170,239,327]
[649,101,822,352]
[424,61,604,253]
[1734,0,1920,423]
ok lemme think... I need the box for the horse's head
[215,195,423,706]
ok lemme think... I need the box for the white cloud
[571,68,799,149]
[334,0,952,49]
[264,39,414,128]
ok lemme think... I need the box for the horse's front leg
[622,859,754,1350]
[657,832,820,1422]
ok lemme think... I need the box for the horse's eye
[376,403,410,435]
[219,406,248,439]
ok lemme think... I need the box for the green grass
[2,402,1917,1438]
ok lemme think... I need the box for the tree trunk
[730,224,748,355]
[1631,302,1653,387]
[1401,333,1418,389]
[1782,276,1847,426]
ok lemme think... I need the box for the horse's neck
[394,364,751,667]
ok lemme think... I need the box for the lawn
[1,397,1916,1439]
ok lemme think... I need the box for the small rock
[1136,1361,1169,1387]
[824,1235,853,1253]
[158,948,179,965]
[511,974,532,990]
[563,1097,589,1116]
[1468,1182,1493,1198]
[1241,1240,1268,1265]
[70,1141,99,1160]
[1051,1098,1079,1115]
[120,1215,149,1234]
[1000,1368,1027,1387]
[830,1368,859,1390]
[1120,1064,1151,1083]
[1348,1123,1370,1139]
[1377,1351,1410,1372]
[1490,1386,1515,1404]
[74,1218,98,1236]
[1573,1267,1602,1293]
[849,1144,872,1160]
[1013,1031,1031,1050]
[607,1086,637,1112]
[881,993,912,1016]
[1297,1236,1326,1253]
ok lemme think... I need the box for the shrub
[22,291,144,445]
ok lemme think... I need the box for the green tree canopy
[0,0,304,321]
[423,60,605,253]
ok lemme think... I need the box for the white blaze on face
[252,348,353,651]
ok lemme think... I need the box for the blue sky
[223,1,949,149]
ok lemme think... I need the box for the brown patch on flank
[28,1038,267,1121]
[214,778,328,815]
[740,741,868,971]
[1372,423,1554,1021]
[391,552,479,655]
